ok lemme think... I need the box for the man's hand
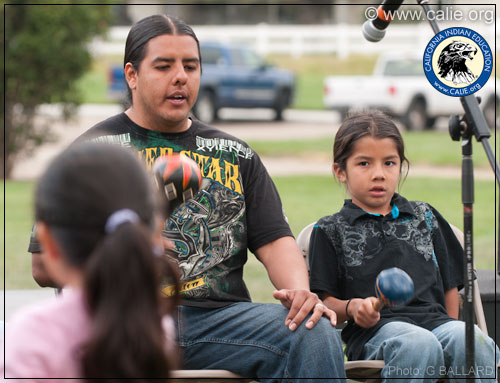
[256,237,336,330]
[273,289,337,331]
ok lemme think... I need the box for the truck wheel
[274,89,290,121]
[483,96,498,130]
[404,100,428,131]
[195,91,218,124]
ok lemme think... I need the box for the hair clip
[105,209,140,234]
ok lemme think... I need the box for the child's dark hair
[333,110,409,176]
[124,14,201,103]
[35,143,179,381]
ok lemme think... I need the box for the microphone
[363,0,405,42]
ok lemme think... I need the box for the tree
[2,1,113,178]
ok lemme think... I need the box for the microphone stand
[416,0,500,378]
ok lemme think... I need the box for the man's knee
[294,316,343,351]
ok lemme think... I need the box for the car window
[201,47,225,66]
[230,48,262,69]
[383,59,423,76]
[241,49,263,69]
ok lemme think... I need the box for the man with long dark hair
[28,14,346,381]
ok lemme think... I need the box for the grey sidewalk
[10,105,339,180]
[2,289,57,322]
[9,104,494,180]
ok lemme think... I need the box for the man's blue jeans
[361,320,499,383]
[176,302,346,382]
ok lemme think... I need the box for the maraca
[374,267,414,311]
[152,154,202,211]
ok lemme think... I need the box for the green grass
[3,174,496,304]
[75,62,111,104]
[247,130,498,168]
[244,175,497,303]
[76,55,123,105]
[266,53,378,77]
[266,54,378,110]
[3,181,38,290]
[403,132,499,168]
[293,74,326,110]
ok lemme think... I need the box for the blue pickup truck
[108,41,295,123]
[195,41,295,122]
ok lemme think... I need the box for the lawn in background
[75,55,123,105]
[248,130,498,169]
[3,181,37,289]
[4,176,497,302]
[7,48,500,295]
[244,175,497,303]
[267,53,378,110]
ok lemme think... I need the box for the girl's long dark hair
[35,143,179,381]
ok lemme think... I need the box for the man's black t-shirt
[309,194,464,360]
[29,113,292,307]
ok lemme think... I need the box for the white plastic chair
[297,221,385,382]
[168,369,249,382]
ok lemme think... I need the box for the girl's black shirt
[309,194,464,360]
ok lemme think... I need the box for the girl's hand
[350,297,380,328]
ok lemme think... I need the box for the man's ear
[124,62,138,91]
[333,163,346,183]
[36,222,62,262]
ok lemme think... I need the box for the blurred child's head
[333,110,409,214]
[34,142,177,380]
[34,143,159,283]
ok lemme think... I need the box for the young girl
[2,143,179,381]
[309,111,499,382]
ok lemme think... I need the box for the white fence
[90,22,498,59]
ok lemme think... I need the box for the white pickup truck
[323,54,497,131]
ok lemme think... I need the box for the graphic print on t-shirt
[43,115,291,305]
[109,134,250,301]
[165,177,246,298]
[82,115,290,304]
[323,201,438,271]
